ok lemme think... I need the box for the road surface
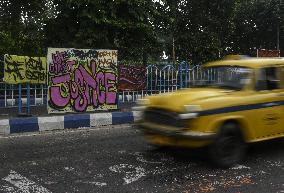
[0,125,283,193]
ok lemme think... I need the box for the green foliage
[0,0,283,66]
[0,0,46,57]
[232,0,283,56]
[44,0,166,64]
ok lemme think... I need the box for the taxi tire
[209,122,246,168]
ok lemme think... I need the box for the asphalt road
[0,125,283,193]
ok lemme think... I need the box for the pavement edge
[0,111,141,135]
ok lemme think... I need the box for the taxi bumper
[135,122,216,140]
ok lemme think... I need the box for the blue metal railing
[0,61,203,109]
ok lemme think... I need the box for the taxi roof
[204,58,284,69]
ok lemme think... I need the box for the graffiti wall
[4,54,46,84]
[119,65,146,91]
[47,48,118,114]
[257,49,280,57]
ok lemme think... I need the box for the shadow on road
[142,137,284,168]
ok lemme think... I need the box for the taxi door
[254,67,283,138]
[277,66,284,135]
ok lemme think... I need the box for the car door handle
[277,93,284,97]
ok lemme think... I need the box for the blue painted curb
[112,112,134,125]
[0,111,139,135]
[64,114,90,129]
[10,117,39,134]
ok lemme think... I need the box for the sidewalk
[0,102,139,136]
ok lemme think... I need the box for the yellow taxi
[134,56,284,167]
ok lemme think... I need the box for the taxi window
[255,67,280,91]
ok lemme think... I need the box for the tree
[0,0,283,66]
[44,0,165,65]
[232,0,283,56]
[158,0,237,64]
[0,0,49,56]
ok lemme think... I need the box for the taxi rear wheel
[209,122,246,168]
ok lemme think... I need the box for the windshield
[190,66,252,90]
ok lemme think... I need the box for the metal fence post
[34,84,37,105]
[4,83,7,107]
[41,84,44,105]
[11,85,14,106]
[155,68,158,94]
[185,62,188,88]
[159,70,162,94]
[171,68,174,92]
[18,84,22,114]
[27,83,31,115]
[146,67,149,96]
[175,71,178,90]
[163,70,166,93]
[179,62,183,89]
[127,91,130,102]
[150,67,153,95]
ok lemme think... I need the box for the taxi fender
[207,115,253,142]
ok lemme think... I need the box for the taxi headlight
[178,113,199,120]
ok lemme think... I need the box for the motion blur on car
[133,55,284,168]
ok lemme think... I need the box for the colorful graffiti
[257,49,280,57]
[4,54,46,84]
[119,65,146,91]
[47,48,118,113]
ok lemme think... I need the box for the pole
[277,24,280,51]
[27,83,30,115]
[4,83,7,107]
[172,37,175,64]
[179,62,183,89]
[18,84,22,114]
[277,0,280,51]
[185,62,188,88]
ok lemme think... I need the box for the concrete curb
[0,111,141,136]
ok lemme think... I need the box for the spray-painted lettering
[47,48,118,114]
[4,54,46,84]
[119,65,146,91]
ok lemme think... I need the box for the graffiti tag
[47,48,118,113]
[119,65,146,91]
[4,54,46,84]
